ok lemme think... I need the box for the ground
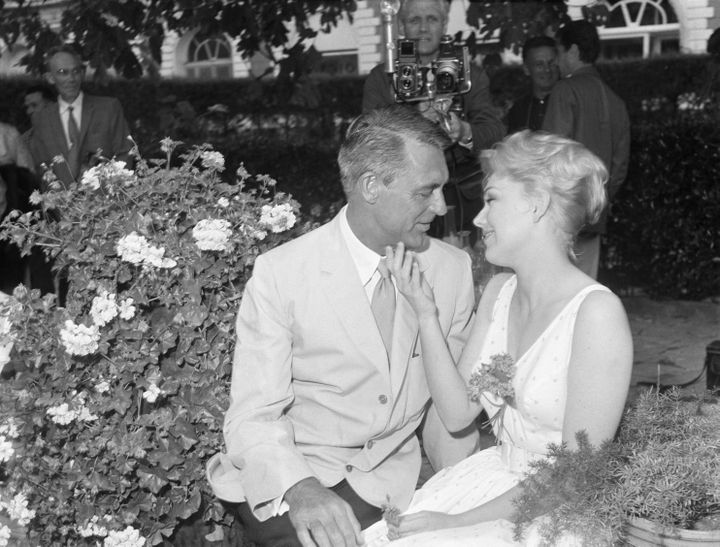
[625,294,720,399]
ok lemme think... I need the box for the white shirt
[338,205,395,301]
[58,92,84,148]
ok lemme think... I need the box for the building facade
[0,0,718,79]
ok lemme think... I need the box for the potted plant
[512,388,720,546]
[0,141,310,545]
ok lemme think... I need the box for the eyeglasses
[54,66,85,77]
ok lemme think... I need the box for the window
[599,0,680,59]
[317,52,358,76]
[186,33,233,79]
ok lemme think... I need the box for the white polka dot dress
[363,276,610,546]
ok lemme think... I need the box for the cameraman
[362,0,505,236]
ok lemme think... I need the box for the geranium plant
[0,140,307,545]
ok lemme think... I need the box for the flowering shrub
[0,141,307,545]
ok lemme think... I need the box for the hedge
[0,53,717,299]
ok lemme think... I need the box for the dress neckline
[501,276,608,366]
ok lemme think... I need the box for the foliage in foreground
[0,143,311,545]
[513,389,720,545]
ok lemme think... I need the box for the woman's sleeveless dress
[363,276,610,546]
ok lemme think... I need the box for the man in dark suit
[28,44,134,186]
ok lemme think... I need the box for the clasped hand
[385,243,438,319]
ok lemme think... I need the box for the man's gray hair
[337,105,450,195]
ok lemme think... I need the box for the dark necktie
[67,105,81,178]
[371,259,396,355]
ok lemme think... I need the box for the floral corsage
[467,352,516,439]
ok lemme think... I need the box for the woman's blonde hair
[485,130,608,257]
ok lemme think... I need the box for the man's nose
[431,189,447,216]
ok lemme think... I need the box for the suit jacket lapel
[80,95,94,150]
[319,218,390,376]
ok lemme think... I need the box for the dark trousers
[229,480,382,547]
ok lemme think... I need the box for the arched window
[185,33,233,79]
[599,0,680,59]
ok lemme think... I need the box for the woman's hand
[387,511,456,540]
[385,243,437,319]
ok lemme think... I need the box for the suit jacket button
[378,394,388,404]
[346,464,353,472]
[367,440,374,449]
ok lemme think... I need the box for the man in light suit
[207,106,478,547]
[28,44,133,186]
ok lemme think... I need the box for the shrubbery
[603,117,720,299]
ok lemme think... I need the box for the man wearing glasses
[28,44,134,186]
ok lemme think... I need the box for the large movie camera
[393,35,472,104]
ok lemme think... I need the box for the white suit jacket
[207,212,476,520]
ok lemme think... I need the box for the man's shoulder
[258,217,335,264]
[423,237,472,270]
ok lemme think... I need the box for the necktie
[67,106,81,178]
[371,259,396,355]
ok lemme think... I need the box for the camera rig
[393,35,472,105]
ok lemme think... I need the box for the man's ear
[569,44,581,64]
[359,172,382,204]
[44,72,55,86]
[522,63,531,77]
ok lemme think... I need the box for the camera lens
[400,78,413,90]
[436,71,455,93]
[401,65,414,77]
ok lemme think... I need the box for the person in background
[363,130,633,546]
[0,119,35,173]
[363,0,505,236]
[22,84,56,143]
[542,20,630,279]
[506,36,559,133]
[28,44,134,186]
[206,105,478,547]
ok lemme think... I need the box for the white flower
[192,219,232,251]
[236,163,250,181]
[142,383,164,404]
[78,515,109,538]
[160,137,175,154]
[59,320,100,356]
[95,380,110,394]
[116,232,176,269]
[200,150,225,171]
[47,403,76,425]
[118,298,136,320]
[251,228,267,240]
[1,492,36,526]
[217,197,229,208]
[0,524,10,547]
[28,190,43,205]
[260,203,297,233]
[80,167,101,190]
[0,419,18,439]
[116,232,150,265]
[104,525,145,547]
[207,104,229,113]
[77,406,98,422]
[0,435,14,463]
[90,290,118,327]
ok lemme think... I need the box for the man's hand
[284,477,362,547]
